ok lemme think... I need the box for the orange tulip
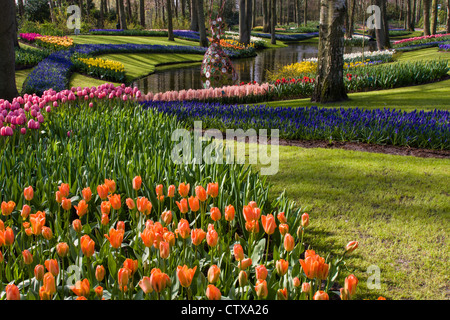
[24,186,34,201]
[178,182,190,198]
[39,272,56,300]
[95,286,103,298]
[136,197,152,215]
[150,268,171,293]
[255,279,268,299]
[302,282,311,293]
[75,296,87,300]
[96,265,106,282]
[177,265,197,288]
[188,196,199,212]
[210,207,221,221]
[55,191,63,203]
[167,185,176,198]
[0,219,3,231]
[238,258,252,270]
[160,241,170,259]
[245,219,259,233]
[255,265,268,280]
[175,218,191,239]
[139,276,153,294]
[299,253,329,280]
[45,259,59,277]
[344,274,358,298]
[277,212,287,223]
[207,265,221,284]
[261,214,277,235]
[21,204,31,219]
[313,290,329,300]
[225,204,235,221]
[72,219,82,233]
[377,296,387,300]
[191,228,206,246]
[206,182,219,198]
[61,197,72,211]
[195,185,207,202]
[58,183,70,198]
[108,194,121,210]
[71,278,90,297]
[206,224,218,247]
[101,201,111,215]
[74,200,88,218]
[301,212,310,227]
[238,270,248,287]
[293,277,301,288]
[42,226,53,240]
[123,258,138,275]
[279,223,289,236]
[101,213,109,226]
[243,204,260,222]
[82,187,92,202]
[34,264,45,281]
[155,184,164,197]
[104,179,116,194]
[104,227,124,249]
[3,227,14,246]
[345,241,359,253]
[161,210,172,225]
[163,231,175,247]
[126,198,135,210]
[5,284,20,300]
[176,198,188,214]
[118,267,130,292]
[283,233,295,252]
[206,284,222,300]
[97,184,109,200]
[22,249,33,265]
[141,226,155,248]
[276,259,289,276]
[80,235,95,257]
[29,211,46,235]
[1,201,15,216]
[132,176,142,191]
[277,288,288,300]
[233,244,244,261]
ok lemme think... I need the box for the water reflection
[133,42,377,93]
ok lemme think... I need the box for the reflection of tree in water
[132,43,376,94]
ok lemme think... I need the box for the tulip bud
[42,226,53,240]
[95,286,103,298]
[301,213,309,227]
[255,265,268,280]
[238,258,252,270]
[22,249,33,265]
[292,277,301,288]
[277,288,288,300]
[24,186,34,201]
[345,241,359,254]
[72,219,82,233]
[34,264,45,281]
[96,265,106,282]
[313,290,329,300]
[207,265,221,284]
[283,233,295,252]
[301,282,311,293]
[126,198,135,210]
[56,242,69,258]
[206,284,222,300]
[238,270,248,287]
[5,284,20,300]
[21,204,31,219]
[255,279,268,299]
[159,241,170,259]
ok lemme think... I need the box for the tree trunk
[345,0,356,38]
[0,0,18,100]
[167,0,174,40]
[423,0,431,35]
[311,0,347,104]
[263,0,270,32]
[304,0,308,26]
[140,0,146,27]
[197,0,208,47]
[239,0,250,44]
[18,0,25,16]
[271,0,276,44]
[375,0,390,50]
[247,0,253,41]
[190,0,199,31]
[406,0,412,30]
[382,0,391,48]
[430,0,438,35]
[119,0,127,29]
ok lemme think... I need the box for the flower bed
[0,95,361,300]
[438,43,450,51]
[393,33,450,47]
[142,101,450,150]
[251,32,319,42]
[35,35,74,51]
[73,57,126,83]
[19,33,43,43]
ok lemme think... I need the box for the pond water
[132,42,377,94]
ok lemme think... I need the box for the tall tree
[304,0,308,26]
[430,0,439,34]
[311,0,347,103]
[0,0,18,100]
[271,0,276,44]
[239,0,252,45]
[375,0,391,50]
[197,0,208,47]
[140,0,146,27]
[190,0,199,31]
[263,0,270,32]
[119,0,128,29]
[423,0,431,35]
[167,0,174,40]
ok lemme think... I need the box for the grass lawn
[15,68,33,92]
[70,35,199,46]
